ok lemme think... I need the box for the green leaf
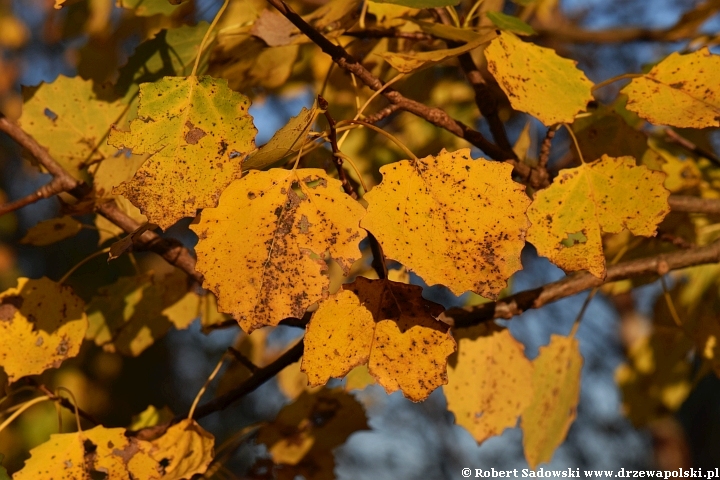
[486,11,536,36]
[372,0,460,8]
[0,453,10,480]
[116,0,182,17]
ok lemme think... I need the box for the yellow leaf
[277,360,322,400]
[377,31,496,74]
[161,291,200,330]
[445,325,533,444]
[191,168,366,332]
[20,75,126,178]
[20,217,83,246]
[622,48,720,128]
[642,138,702,193]
[199,292,231,332]
[344,365,375,391]
[109,76,257,230]
[116,0,183,16]
[521,334,583,469]
[86,271,188,356]
[129,405,175,431]
[149,419,214,480]
[13,425,158,480]
[361,148,530,298]
[302,277,456,402]
[0,277,87,383]
[527,155,670,278]
[243,105,318,171]
[485,32,593,125]
[512,120,533,162]
[257,389,368,480]
[571,108,648,164]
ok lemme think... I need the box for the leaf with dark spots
[303,277,456,402]
[191,168,366,332]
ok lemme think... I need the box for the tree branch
[264,0,507,161]
[441,238,720,328]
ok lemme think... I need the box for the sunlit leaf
[485,32,593,125]
[302,277,456,402]
[109,76,257,230]
[191,168,366,332]
[361,148,530,298]
[521,334,583,469]
[20,75,126,178]
[0,277,87,383]
[445,325,533,444]
[527,155,670,278]
[622,48,720,128]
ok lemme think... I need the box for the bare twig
[265,0,507,161]
[539,124,560,169]
[227,346,259,374]
[363,104,401,124]
[318,95,357,199]
[185,339,304,422]
[441,238,720,328]
[664,128,720,167]
[668,195,720,215]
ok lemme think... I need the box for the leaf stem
[188,353,228,420]
[591,73,642,93]
[55,386,82,433]
[191,0,229,77]
[0,396,50,434]
[58,247,111,285]
[341,119,418,160]
[562,123,585,163]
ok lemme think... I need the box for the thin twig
[227,346,259,373]
[539,124,560,169]
[664,128,720,167]
[34,382,100,426]
[363,104,401,124]
[319,95,357,199]
[264,0,506,161]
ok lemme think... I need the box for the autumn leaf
[377,31,496,74]
[373,0,460,8]
[190,168,366,332]
[20,75,126,178]
[622,48,720,128]
[361,148,530,298]
[0,277,87,383]
[129,405,175,431]
[521,334,583,469]
[302,277,456,402]
[149,419,215,480]
[85,270,190,356]
[116,0,183,17]
[20,216,82,246]
[278,361,323,400]
[445,324,533,444]
[257,389,369,480]
[527,155,670,278]
[109,75,257,230]
[485,31,593,125]
[243,105,318,171]
[486,12,536,36]
[13,425,158,480]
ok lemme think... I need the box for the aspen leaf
[149,419,215,480]
[527,155,670,278]
[302,277,456,402]
[622,48,720,128]
[278,361,322,400]
[116,0,182,17]
[521,334,583,469]
[199,292,231,332]
[344,365,375,391]
[0,277,87,383]
[190,168,366,332]
[109,76,257,230]
[485,32,593,125]
[377,31,496,73]
[129,405,174,431]
[486,12,536,36]
[257,389,369,480]
[411,20,481,43]
[20,75,126,178]
[445,325,533,444]
[243,105,318,171]
[20,216,82,246]
[13,425,158,480]
[361,148,530,298]
[86,271,188,356]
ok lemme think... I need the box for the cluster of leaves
[1,0,720,477]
